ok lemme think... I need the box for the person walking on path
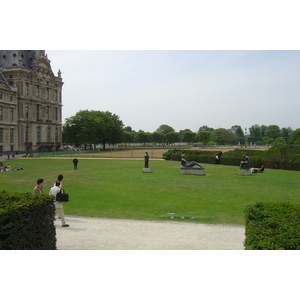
[33,179,44,195]
[73,157,78,170]
[50,180,69,227]
[54,174,64,189]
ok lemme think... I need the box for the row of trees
[124,124,300,147]
[62,110,300,148]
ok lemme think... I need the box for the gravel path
[55,216,245,250]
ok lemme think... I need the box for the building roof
[0,50,37,68]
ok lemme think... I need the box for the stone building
[0,50,63,154]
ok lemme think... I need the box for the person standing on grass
[49,180,69,227]
[73,157,78,170]
[33,178,44,194]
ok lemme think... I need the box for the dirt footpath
[55,216,245,250]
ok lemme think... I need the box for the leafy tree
[263,125,281,144]
[182,131,196,145]
[100,111,124,147]
[151,132,164,145]
[290,129,300,145]
[231,125,245,144]
[198,131,211,148]
[136,130,150,146]
[198,125,214,132]
[166,132,180,145]
[213,128,238,145]
[249,124,262,137]
[62,110,123,149]
[281,127,292,138]
[156,124,175,134]
[155,125,175,147]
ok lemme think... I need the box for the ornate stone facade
[0,50,63,153]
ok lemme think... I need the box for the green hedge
[0,192,56,250]
[163,149,222,164]
[244,202,300,250]
[163,145,300,171]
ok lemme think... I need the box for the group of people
[33,174,69,227]
[0,164,11,172]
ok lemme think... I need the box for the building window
[10,129,13,143]
[0,92,2,100]
[25,103,29,118]
[46,88,49,100]
[9,95,13,102]
[37,127,41,143]
[0,106,2,121]
[55,128,58,143]
[47,128,51,142]
[25,126,29,143]
[36,104,39,120]
[46,106,49,120]
[25,83,29,95]
[54,90,58,101]
[55,108,58,121]
[9,108,13,122]
[0,128,3,143]
[36,85,39,97]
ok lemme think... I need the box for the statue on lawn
[181,155,203,168]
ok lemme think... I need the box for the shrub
[244,202,300,250]
[0,192,56,250]
[163,146,300,171]
[163,149,222,164]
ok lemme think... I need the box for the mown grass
[1,157,300,225]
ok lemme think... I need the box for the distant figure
[181,155,203,168]
[215,153,221,164]
[73,157,78,170]
[144,152,149,168]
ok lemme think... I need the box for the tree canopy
[62,110,124,149]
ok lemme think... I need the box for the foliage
[290,128,300,145]
[213,128,238,145]
[244,202,300,250]
[198,131,211,147]
[166,132,180,145]
[263,125,281,144]
[182,131,196,145]
[0,192,56,250]
[163,149,222,164]
[155,124,175,135]
[164,145,300,171]
[62,110,124,149]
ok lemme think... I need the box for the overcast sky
[46,50,300,133]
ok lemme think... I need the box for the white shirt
[49,186,63,208]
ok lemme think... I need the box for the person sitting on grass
[251,165,264,173]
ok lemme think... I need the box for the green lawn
[1,158,300,225]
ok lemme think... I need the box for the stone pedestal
[238,168,251,176]
[143,168,151,173]
[180,167,205,176]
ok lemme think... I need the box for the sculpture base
[238,168,251,176]
[143,168,151,173]
[180,167,205,176]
